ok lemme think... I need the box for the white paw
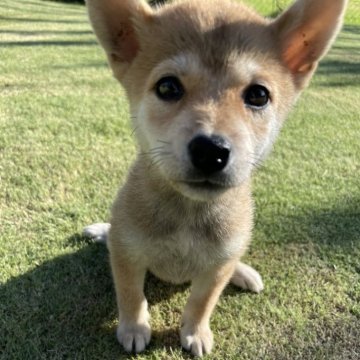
[181,324,213,357]
[82,223,110,243]
[117,321,151,353]
[231,262,264,293]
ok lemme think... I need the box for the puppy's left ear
[271,0,348,88]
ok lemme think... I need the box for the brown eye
[244,84,270,109]
[155,76,184,102]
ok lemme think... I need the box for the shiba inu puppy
[84,0,347,356]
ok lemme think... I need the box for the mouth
[171,177,235,201]
[182,180,228,192]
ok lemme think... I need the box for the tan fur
[85,0,347,356]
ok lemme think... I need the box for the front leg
[109,251,150,353]
[181,261,236,357]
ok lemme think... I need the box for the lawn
[0,0,359,359]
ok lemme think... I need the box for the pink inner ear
[282,28,319,74]
[111,23,139,63]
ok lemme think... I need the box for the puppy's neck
[119,154,254,243]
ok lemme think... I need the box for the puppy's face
[133,50,293,201]
[87,0,347,201]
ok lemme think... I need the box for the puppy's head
[87,0,347,201]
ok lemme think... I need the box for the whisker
[248,157,264,168]
[148,146,167,152]
[247,161,260,168]
[138,142,172,171]
[151,158,165,168]
[139,147,165,156]
[156,139,171,145]
[130,126,139,137]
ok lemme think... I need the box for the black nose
[188,135,231,175]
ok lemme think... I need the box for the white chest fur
[127,227,247,284]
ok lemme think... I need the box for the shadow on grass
[44,0,169,4]
[342,24,360,35]
[46,0,85,3]
[0,4,82,17]
[0,29,92,36]
[32,0,84,6]
[0,16,87,24]
[317,60,360,77]
[0,40,96,47]
[1,242,115,358]
[315,24,360,87]
[0,236,191,358]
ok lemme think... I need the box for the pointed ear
[271,0,348,88]
[86,0,152,78]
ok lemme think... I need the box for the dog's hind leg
[83,223,111,243]
[230,262,264,293]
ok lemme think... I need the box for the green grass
[1,0,359,359]
[242,0,360,25]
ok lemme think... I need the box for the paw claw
[181,324,213,357]
[117,321,151,353]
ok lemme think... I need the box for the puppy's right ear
[87,0,152,78]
